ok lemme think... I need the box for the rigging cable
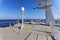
[52,0,60,13]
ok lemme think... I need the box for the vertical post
[45,0,56,40]
[45,0,55,26]
[10,22,12,27]
[21,7,25,29]
[35,0,55,40]
[45,0,54,37]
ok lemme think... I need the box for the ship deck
[0,23,60,40]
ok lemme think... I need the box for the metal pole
[45,0,56,40]
[10,22,12,27]
[45,0,54,36]
[21,7,24,29]
[22,12,24,29]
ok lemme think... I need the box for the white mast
[21,7,25,29]
[35,0,55,38]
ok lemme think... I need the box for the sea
[0,19,60,28]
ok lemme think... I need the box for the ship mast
[34,0,55,26]
[21,7,25,29]
[34,0,55,39]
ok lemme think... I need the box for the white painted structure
[21,7,25,29]
[35,0,55,38]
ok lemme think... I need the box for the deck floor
[0,24,60,40]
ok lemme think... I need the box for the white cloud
[54,14,60,19]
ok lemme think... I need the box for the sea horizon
[0,19,60,28]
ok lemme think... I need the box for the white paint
[21,7,25,30]
[21,7,24,12]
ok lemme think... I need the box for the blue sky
[0,0,60,19]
